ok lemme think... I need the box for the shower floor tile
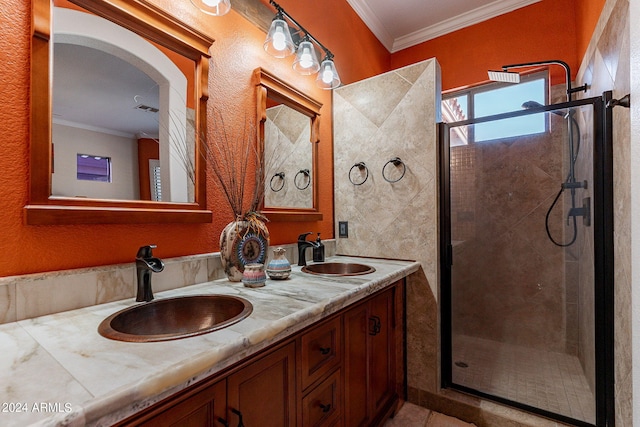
[452,334,595,424]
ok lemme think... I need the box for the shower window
[442,71,548,144]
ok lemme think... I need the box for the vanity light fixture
[292,37,320,75]
[190,0,231,16]
[264,12,296,58]
[265,0,341,89]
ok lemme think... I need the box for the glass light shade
[316,58,341,89]
[190,0,231,16]
[292,41,320,75]
[264,19,295,58]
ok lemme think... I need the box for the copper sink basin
[98,295,253,342]
[301,262,375,276]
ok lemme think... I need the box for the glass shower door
[439,94,614,427]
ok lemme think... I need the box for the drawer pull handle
[231,408,245,427]
[319,403,332,413]
[319,346,331,355]
[217,417,229,427]
[369,315,382,335]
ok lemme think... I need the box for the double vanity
[1,255,419,427]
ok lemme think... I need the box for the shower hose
[545,112,581,247]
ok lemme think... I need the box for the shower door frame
[439,91,614,427]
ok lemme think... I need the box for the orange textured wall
[574,0,607,62]
[391,0,580,91]
[0,0,388,276]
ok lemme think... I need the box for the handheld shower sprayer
[492,60,591,246]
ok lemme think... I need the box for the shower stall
[439,91,615,426]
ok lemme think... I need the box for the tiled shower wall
[450,100,569,353]
[333,58,441,395]
[575,0,632,423]
[264,104,313,209]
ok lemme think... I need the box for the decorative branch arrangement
[204,109,264,218]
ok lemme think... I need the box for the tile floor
[451,334,595,424]
[383,403,476,427]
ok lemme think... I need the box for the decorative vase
[266,247,291,280]
[220,214,270,282]
[242,263,267,288]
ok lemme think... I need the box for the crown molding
[346,0,395,51]
[348,0,541,54]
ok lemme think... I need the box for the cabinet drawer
[302,369,342,427]
[300,316,342,389]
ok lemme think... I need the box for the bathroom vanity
[0,256,420,427]
[120,283,399,426]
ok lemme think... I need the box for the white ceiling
[346,0,542,53]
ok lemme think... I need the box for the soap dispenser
[313,233,325,262]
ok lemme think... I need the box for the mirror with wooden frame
[27,0,214,224]
[255,68,323,222]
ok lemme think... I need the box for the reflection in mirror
[255,68,322,222]
[264,99,313,208]
[28,0,214,224]
[52,7,194,203]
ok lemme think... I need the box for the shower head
[493,60,588,101]
[522,100,570,117]
[488,70,520,84]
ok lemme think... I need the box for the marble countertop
[0,256,420,427]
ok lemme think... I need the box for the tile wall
[575,0,632,423]
[449,92,569,353]
[264,104,314,208]
[333,58,442,398]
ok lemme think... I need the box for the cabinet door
[369,287,395,416]
[343,301,370,427]
[343,286,397,427]
[134,380,226,427]
[227,342,296,427]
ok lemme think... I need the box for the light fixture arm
[269,0,333,59]
[501,59,588,101]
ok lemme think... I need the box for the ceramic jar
[220,215,270,282]
[242,263,267,288]
[266,247,292,280]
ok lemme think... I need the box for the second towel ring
[294,169,311,190]
[269,172,285,192]
[382,157,406,183]
[349,162,369,185]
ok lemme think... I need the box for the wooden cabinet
[131,379,226,427]
[227,342,297,427]
[118,281,403,427]
[120,344,294,427]
[344,287,397,427]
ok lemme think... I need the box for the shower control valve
[567,197,591,227]
[562,180,588,190]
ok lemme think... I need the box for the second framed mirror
[255,68,322,222]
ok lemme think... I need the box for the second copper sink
[301,262,376,276]
[98,295,253,342]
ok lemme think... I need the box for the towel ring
[294,169,311,190]
[382,157,406,183]
[349,162,369,185]
[269,172,285,192]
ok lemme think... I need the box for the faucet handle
[298,232,313,242]
[136,245,157,258]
